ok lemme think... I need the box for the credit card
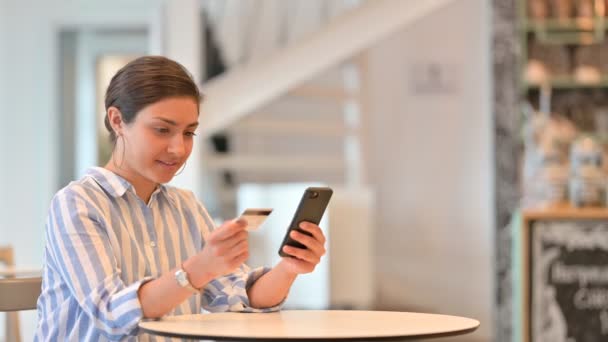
[238,208,272,231]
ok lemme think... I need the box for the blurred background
[0,0,495,341]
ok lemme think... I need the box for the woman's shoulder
[50,174,108,205]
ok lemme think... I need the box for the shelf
[523,17,606,44]
[525,76,608,90]
[522,202,608,219]
[524,17,603,33]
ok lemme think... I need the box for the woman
[35,56,326,341]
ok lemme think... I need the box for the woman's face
[120,96,199,185]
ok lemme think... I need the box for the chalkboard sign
[522,208,608,342]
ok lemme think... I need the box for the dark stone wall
[493,0,520,341]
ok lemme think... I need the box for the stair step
[286,85,357,102]
[232,120,353,136]
[207,155,344,172]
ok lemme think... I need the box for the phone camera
[309,191,319,199]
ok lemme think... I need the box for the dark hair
[104,55,202,142]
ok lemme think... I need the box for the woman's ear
[107,106,124,136]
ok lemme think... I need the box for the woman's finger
[225,238,248,259]
[289,230,324,257]
[298,222,326,244]
[212,219,247,242]
[283,256,314,272]
[222,230,248,250]
[230,249,249,268]
[282,245,320,264]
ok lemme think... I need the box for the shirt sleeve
[45,189,151,339]
[200,264,283,313]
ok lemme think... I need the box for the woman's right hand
[185,219,249,288]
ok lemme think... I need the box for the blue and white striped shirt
[35,167,279,341]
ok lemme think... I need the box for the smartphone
[278,186,333,257]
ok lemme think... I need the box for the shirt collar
[85,167,177,205]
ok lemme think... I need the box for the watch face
[175,268,198,293]
[176,269,188,286]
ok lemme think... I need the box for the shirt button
[150,241,157,247]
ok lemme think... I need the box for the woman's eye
[185,131,197,137]
[155,127,170,134]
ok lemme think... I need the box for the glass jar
[569,136,605,206]
[539,147,570,205]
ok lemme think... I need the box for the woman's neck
[104,160,157,204]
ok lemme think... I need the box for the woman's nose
[167,135,186,156]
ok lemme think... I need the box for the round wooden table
[0,267,42,278]
[139,310,480,341]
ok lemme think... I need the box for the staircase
[163,0,457,310]
[193,0,455,217]
[205,60,366,217]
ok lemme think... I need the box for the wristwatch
[175,267,200,294]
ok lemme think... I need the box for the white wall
[0,1,160,340]
[0,0,160,262]
[1,1,56,267]
[366,0,492,341]
[0,1,7,207]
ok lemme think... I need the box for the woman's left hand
[278,222,326,275]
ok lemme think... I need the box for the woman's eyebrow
[154,117,199,127]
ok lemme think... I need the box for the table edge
[138,325,479,341]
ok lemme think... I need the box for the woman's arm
[46,191,149,338]
[138,219,249,318]
[245,261,298,308]
[136,266,211,318]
